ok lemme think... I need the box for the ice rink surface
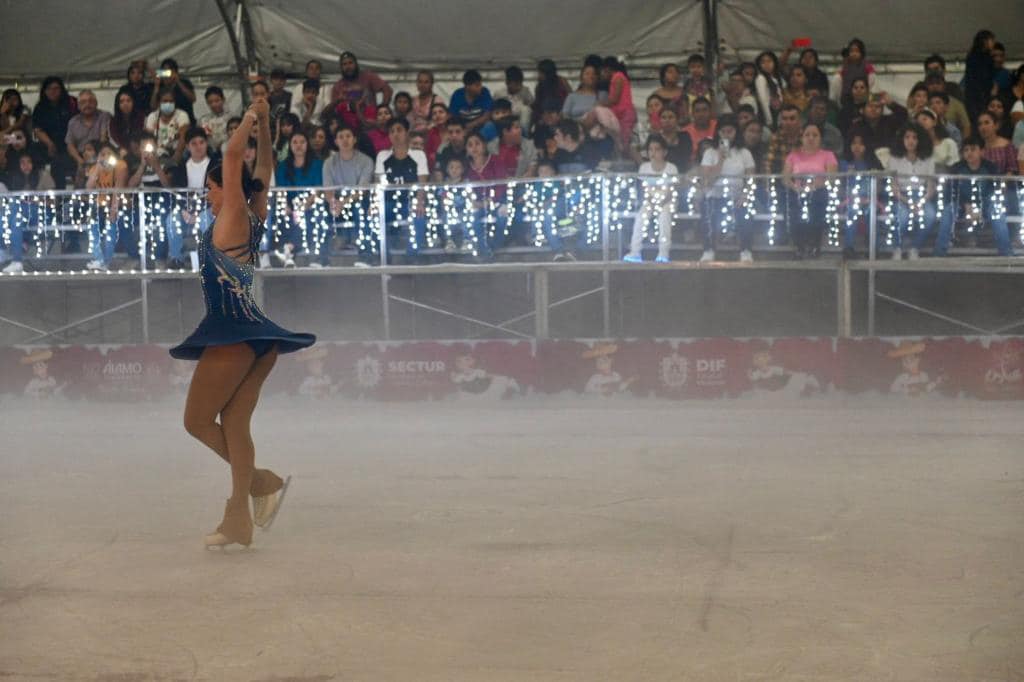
[1,396,1022,681]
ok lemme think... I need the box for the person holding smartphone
[150,58,197,124]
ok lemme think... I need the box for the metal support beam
[24,297,143,344]
[141,278,150,344]
[836,262,851,337]
[702,0,720,81]
[388,294,532,339]
[534,270,550,339]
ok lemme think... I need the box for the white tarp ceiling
[1,0,1021,81]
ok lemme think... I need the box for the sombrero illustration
[582,343,618,359]
[886,340,925,359]
[20,349,53,365]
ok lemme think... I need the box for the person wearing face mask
[149,58,196,124]
[145,88,191,167]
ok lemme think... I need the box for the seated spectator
[1009,65,1024,126]
[33,76,78,189]
[533,98,564,143]
[291,79,322,127]
[465,130,510,258]
[0,89,31,137]
[493,66,534,134]
[309,125,330,160]
[199,86,233,153]
[145,88,190,166]
[681,97,717,162]
[838,132,882,257]
[531,59,572,134]
[635,95,665,154]
[162,128,213,269]
[907,84,930,118]
[719,69,757,116]
[915,109,958,171]
[65,90,111,170]
[623,134,679,264]
[322,123,375,265]
[434,118,468,181]
[220,116,242,158]
[780,46,830,98]
[601,57,637,151]
[847,92,908,159]
[449,70,493,134]
[275,130,325,267]
[657,107,694,172]
[986,96,1014,138]
[682,54,713,106]
[150,58,196,124]
[699,116,757,263]
[116,60,154,117]
[425,102,449,169]
[928,91,963,145]
[534,127,558,162]
[938,136,1014,256]
[736,104,770,143]
[883,122,938,260]
[274,112,300,162]
[754,50,786,129]
[783,122,838,258]
[654,63,687,119]
[553,119,601,174]
[924,73,971,138]
[782,65,812,113]
[329,51,393,132]
[393,91,414,123]
[763,104,804,173]
[83,142,128,271]
[962,30,998,123]
[365,106,394,154]
[490,119,537,177]
[109,91,146,151]
[910,54,965,103]
[291,60,331,123]
[437,155,477,255]
[1,151,56,273]
[268,68,293,128]
[126,132,168,189]
[977,111,1017,175]
[837,76,870,137]
[73,140,99,188]
[563,65,620,145]
[375,118,429,258]
[991,43,1012,95]
[833,39,875,109]
[1,127,36,180]
[409,70,444,133]
[807,96,843,156]
[742,119,768,170]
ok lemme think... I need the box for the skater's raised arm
[251,100,274,218]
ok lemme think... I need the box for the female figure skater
[170,97,315,548]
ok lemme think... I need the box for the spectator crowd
[2,30,1024,273]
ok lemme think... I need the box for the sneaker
[655,255,670,263]
[557,217,579,238]
[891,247,902,260]
[908,248,920,260]
[623,254,643,263]
[307,262,324,269]
[699,250,715,263]
[258,253,271,269]
[352,261,372,268]
[3,260,24,274]
[443,241,458,255]
[739,249,753,263]
[86,259,108,271]
[166,258,187,270]
[553,251,576,262]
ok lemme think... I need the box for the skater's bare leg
[220,347,278,502]
[183,344,256,468]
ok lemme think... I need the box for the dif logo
[696,358,726,386]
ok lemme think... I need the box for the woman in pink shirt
[602,57,637,152]
[465,131,510,260]
[783,122,838,258]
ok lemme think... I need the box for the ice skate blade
[203,533,251,550]
[259,475,291,532]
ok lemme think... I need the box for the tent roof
[1,0,1020,81]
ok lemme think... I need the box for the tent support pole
[702,0,720,78]
[214,0,252,107]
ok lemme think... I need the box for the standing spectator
[144,88,190,167]
[323,123,374,266]
[837,77,870,137]
[884,123,938,260]
[910,55,965,102]
[623,135,679,263]
[275,130,325,267]
[681,97,717,162]
[783,122,838,258]
[116,61,154,117]
[990,43,1012,95]
[847,92,908,158]
[1008,65,1024,126]
[449,70,493,134]
[699,116,757,263]
[779,46,830,98]
[490,119,537,177]
[718,69,757,116]
[150,58,196,124]
[657,107,693,172]
[199,86,233,154]
[763,104,804,173]
[807,96,844,156]
[754,50,785,129]
[834,39,875,108]
[937,136,1013,256]
[291,60,331,122]
[976,111,1017,175]
[0,89,31,137]
[682,54,713,106]
[916,109,958,171]
[329,52,393,131]
[464,131,510,258]
[1,151,56,273]
[32,77,78,188]
[109,91,146,151]
[601,56,637,151]
[838,132,882,257]
[493,66,534,134]
[409,70,443,133]
[924,74,971,138]
[531,59,571,133]
[267,68,293,128]
[654,63,687,119]
[963,30,998,124]
[65,90,111,170]
[291,79,322,127]
[375,118,429,258]
[927,92,963,145]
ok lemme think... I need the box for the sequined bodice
[199,211,267,322]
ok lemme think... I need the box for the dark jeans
[786,187,828,252]
[703,196,757,251]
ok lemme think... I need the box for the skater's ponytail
[205,164,265,201]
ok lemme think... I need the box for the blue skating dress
[169,210,316,360]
